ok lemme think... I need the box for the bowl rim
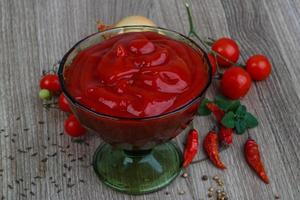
[58,25,212,121]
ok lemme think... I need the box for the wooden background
[0,0,299,199]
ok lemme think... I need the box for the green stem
[184,3,245,67]
[185,3,194,37]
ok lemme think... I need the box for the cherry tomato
[64,114,86,137]
[246,54,272,81]
[220,66,252,99]
[212,38,240,67]
[40,74,61,94]
[58,93,72,113]
[207,53,217,75]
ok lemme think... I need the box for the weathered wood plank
[0,0,299,199]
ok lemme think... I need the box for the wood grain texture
[0,0,299,199]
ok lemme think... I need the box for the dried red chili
[219,125,233,145]
[182,129,199,168]
[206,102,225,123]
[204,130,226,169]
[244,138,269,184]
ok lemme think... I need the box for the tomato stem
[184,3,245,67]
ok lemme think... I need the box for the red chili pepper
[182,129,199,168]
[203,130,226,169]
[206,102,225,123]
[244,138,269,184]
[219,125,233,145]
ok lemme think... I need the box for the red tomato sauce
[64,32,209,118]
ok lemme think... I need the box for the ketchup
[64,32,208,118]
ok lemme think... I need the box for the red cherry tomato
[246,54,272,81]
[212,38,240,67]
[58,93,72,113]
[64,114,86,137]
[220,66,252,99]
[40,74,61,94]
[207,53,217,75]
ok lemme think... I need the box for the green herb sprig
[198,96,258,134]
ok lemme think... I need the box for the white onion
[115,16,157,27]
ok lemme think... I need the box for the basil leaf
[215,95,231,111]
[227,100,241,112]
[236,105,247,117]
[221,111,235,128]
[197,98,211,116]
[235,119,246,134]
[244,112,259,128]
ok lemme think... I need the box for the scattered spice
[20,193,26,198]
[78,157,84,161]
[207,192,213,198]
[71,138,85,144]
[67,183,75,188]
[201,175,208,181]
[213,175,219,181]
[47,152,57,157]
[181,172,188,178]
[8,155,14,160]
[17,149,27,153]
[178,190,185,195]
[31,152,38,157]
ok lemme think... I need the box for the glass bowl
[58,26,212,194]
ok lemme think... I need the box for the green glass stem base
[93,142,182,195]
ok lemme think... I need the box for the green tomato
[39,89,51,100]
